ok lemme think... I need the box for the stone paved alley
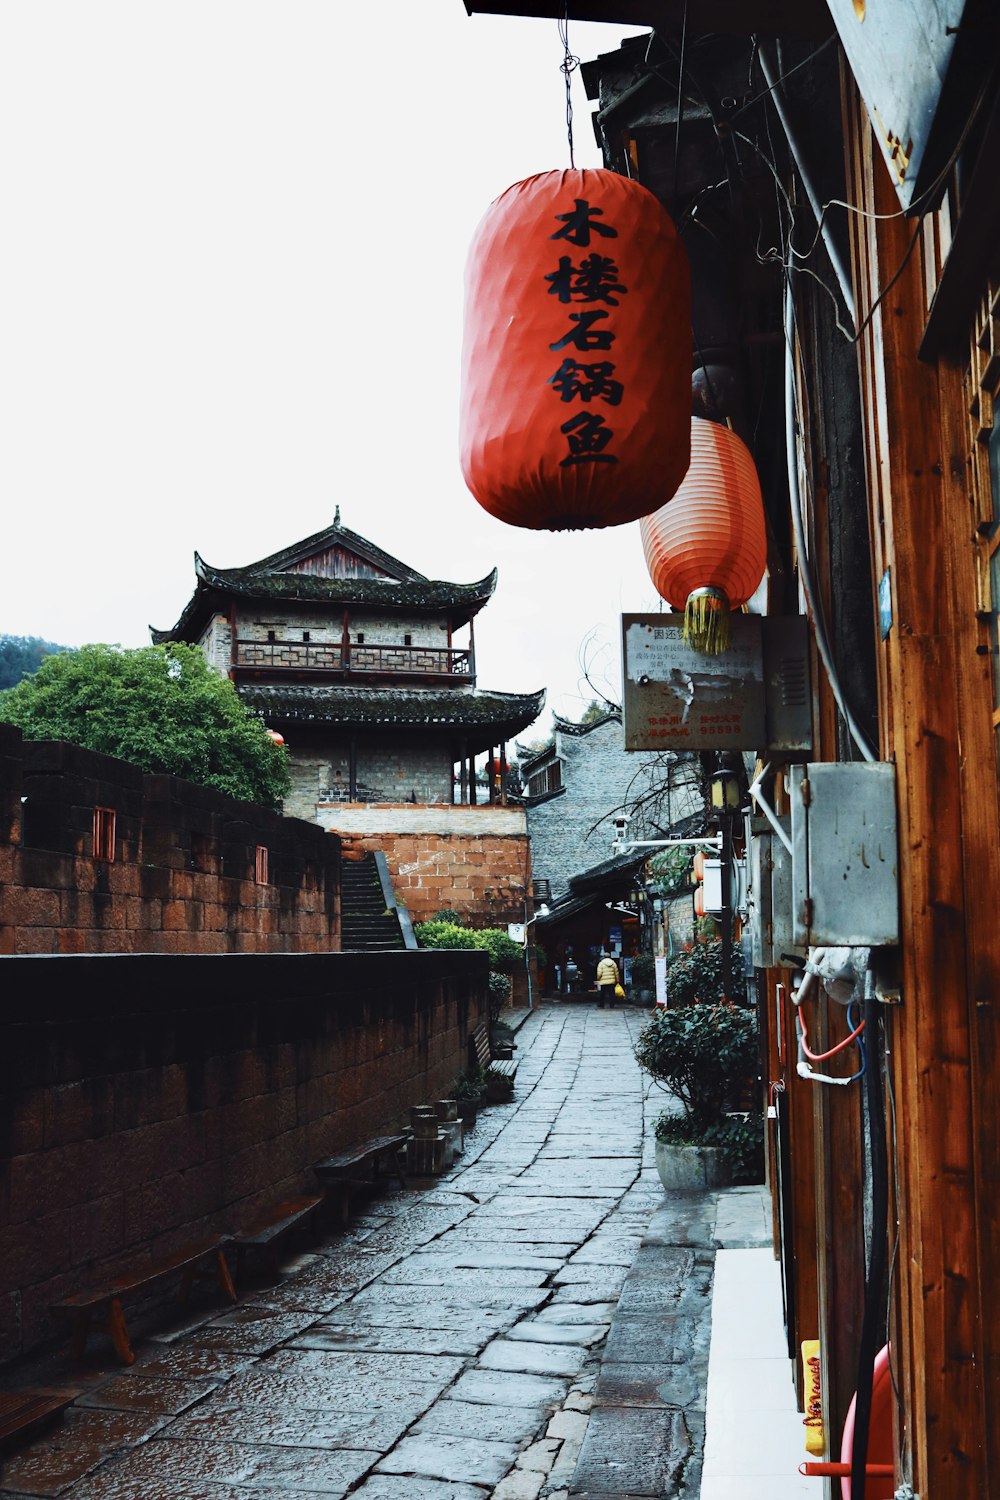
[0,1006,770,1500]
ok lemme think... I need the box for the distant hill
[0,635,73,692]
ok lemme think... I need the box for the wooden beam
[463,1,832,40]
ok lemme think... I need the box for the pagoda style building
[152,511,545,824]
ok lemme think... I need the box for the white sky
[1,3,664,733]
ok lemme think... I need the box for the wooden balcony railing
[234,640,473,677]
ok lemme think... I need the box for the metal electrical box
[746,815,799,968]
[703,858,724,914]
[790,763,899,947]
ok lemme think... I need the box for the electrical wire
[557,4,580,169]
[852,991,889,1498]
[784,277,879,762]
[798,998,866,1063]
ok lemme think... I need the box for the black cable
[851,994,889,1499]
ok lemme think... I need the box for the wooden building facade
[466,1,1000,1492]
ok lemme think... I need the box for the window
[255,845,269,884]
[529,762,562,798]
[356,632,365,644]
[404,633,412,647]
[302,631,311,642]
[93,806,116,862]
[267,630,276,643]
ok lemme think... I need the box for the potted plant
[634,992,763,1190]
[629,953,656,1004]
[450,1066,487,1121]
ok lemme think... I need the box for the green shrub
[487,971,511,1024]
[634,1001,758,1134]
[665,941,744,1006]
[630,954,655,989]
[414,920,521,969]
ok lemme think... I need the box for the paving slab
[479,1338,588,1379]
[506,1319,607,1347]
[375,1433,520,1485]
[413,1398,545,1444]
[594,1360,703,1409]
[169,1399,424,1451]
[447,1368,568,1411]
[570,1405,697,1495]
[74,1374,217,1417]
[289,1323,486,1357]
[132,1345,259,1383]
[534,1302,618,1325]
[318,1301,515,1334]
[57,1434,379,1497]
[350,1479,488,1500]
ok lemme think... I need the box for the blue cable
[846,1000,867,1081]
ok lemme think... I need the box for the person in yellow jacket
[595,951,621,1008]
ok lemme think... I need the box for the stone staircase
[340,853,406,951]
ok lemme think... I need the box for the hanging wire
[672,0,689,204]
[558,4,580,169]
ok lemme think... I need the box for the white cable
[784,279,878,763]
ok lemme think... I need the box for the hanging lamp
[640,416,767,653]
[460,168,691,530]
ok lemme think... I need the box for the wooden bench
[51,1234,237,1366]
[0,1389,79,1455]
[232,1195,325,1284]
[313,1134,407,1222]
[469,1022,518,1100]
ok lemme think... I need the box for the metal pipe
[759,47,856,330]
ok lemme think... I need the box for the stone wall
[283,736,455,822]
[0,726,339,955]
[0,948,486,1364]
[525,719,701,897]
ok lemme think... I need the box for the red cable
[798,1000,865,1062]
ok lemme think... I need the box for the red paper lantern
[460,168,691,531]
[640,417,767,653]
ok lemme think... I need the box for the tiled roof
[237,518,427,582]
[151,564,498,644]
[237,683,546,742]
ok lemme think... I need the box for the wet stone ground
[0,1006,692,1500]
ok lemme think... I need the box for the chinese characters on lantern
[545,199,626,468]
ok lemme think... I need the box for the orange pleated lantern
[640,417,767,653]
[460,168,691,530]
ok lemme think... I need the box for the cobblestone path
[1,1006,666,1500]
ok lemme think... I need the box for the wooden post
[348,736,357,803]
[499,742,508,806]
[459,740,468,806]
[341,608,351,671]
[469,616,477,684]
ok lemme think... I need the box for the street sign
[622,613,766,750]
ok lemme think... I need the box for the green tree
[0,634,71,691]
[0,643,290,808]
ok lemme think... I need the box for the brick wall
[0,726,339,955]
[0,948,486,1363]
[323,804,534,1006]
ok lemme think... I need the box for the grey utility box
[747,815,799,968]
[790,762,899,947]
